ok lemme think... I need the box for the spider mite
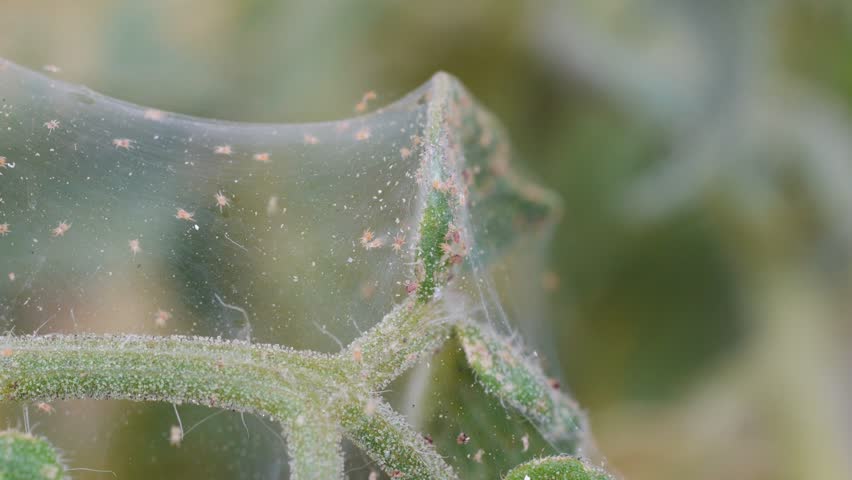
[214,145,232,155]
[112,138,133,149]
[354,127,371,141]
[154,309,171,327]
[456,432,470,445]
[0,223,9,235]
[175,208,195,222]
[129,239,142,256]
[253,152,271,163]
[360,282,377,300]
[392,233,405,253]
[1,348,12,357]
[473,449,484,463]
[360,228,383,249]
[368,472,378,480]
[360,228,375,247]
[404,279,418,295]
[51,221,71,237]
[303,133,320,145]
[354,90,377,113]
[445,225,461,244]
[169,425,183,446]
[0,157,8,168]
[352,346,363,362]
[36,402,55,414]
[214,191,230,211]
[143,109,165,121]
[364,398,378,416]
[390,470,404,478]
[542,271,560,292]
[7,272,15,282]
[400,147,412,159]
[44,120,60,133]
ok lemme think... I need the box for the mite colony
[0,80,545,471]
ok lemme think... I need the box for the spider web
[0,59,562,479]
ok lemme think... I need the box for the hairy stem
[286,410,344,480]
[503,456,613,480]
[455,323,588,453]
[0,330,455,479]
[341,400,457,480]
[0,430,65,480]
[345,300,454,390]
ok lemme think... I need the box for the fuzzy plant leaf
[0,430,65,480]
[503,456,613,480]
[0,59,597,479]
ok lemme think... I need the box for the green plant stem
[0,430,65,480]
[455,323,588,453]
[346,300,454,390]
[285,410,344,480]
[341,400,458,480]
[0,326,457,479]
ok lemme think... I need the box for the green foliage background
[2,1,851,479]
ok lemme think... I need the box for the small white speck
[194,224,200,231]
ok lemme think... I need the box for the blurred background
[2,1,852,479]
